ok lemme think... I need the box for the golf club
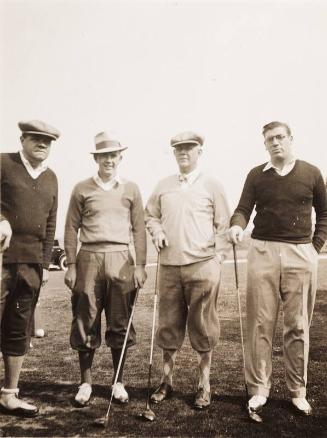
[233,244,263,423]
[139,252,160,422]
[93,286,140,429]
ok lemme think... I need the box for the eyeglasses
[265,134,288,145]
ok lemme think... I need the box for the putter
[139,252,160,422]
[233,244,263,424]
[93,286,140,429]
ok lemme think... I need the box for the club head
[139,405,156,422]
[247,405,263,423]
[92,416,109,428]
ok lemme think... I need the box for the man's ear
[93,154,98,163]
[198,147,203,156]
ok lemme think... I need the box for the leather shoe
[112,382,129,404]
[74,383,92,407]
[194,387,211,409]
[291,398,312,416]
[150,382,173,404]
[0,394,39,418]
[248,395,267,412]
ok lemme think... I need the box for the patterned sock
[161,349,177,386]
[196,350,212,392]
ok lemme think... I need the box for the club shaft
[104,287,140,425]
[145,252,160,406]
[233,245,247,388]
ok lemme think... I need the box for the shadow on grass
[0,380,326,438]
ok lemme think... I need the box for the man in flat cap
[145,131,230,409]
[64,131,147,407]
[0,120,60,417]
[229,121,327,416]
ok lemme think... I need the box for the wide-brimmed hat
[18,120,60,140]
[170,131,204,148]
[91,131,127,154]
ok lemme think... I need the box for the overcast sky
[1,0,326,237]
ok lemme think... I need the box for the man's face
[264,126,293,163]
[21,134,52,166]
[173,143,202,173]
[95,151,122,181]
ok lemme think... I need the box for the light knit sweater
[64,177,146,265]
[145,172,230,265]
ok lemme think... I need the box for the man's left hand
[0,219,12,252]
[134,265,147,288]
[42,268,50,286]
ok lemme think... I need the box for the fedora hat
[91,131,127,154]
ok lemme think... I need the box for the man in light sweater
[145,131,230,409]
[229,121,327,416]
[64,131,147,407]
[1,120,60,417]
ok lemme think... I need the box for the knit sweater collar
[19,151,48,179]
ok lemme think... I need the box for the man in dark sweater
[0,120,60,417]
[229,121,327,417]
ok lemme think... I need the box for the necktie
[179,174,188,183]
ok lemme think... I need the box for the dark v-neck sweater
[1,152,58,267]
[230,160,327,252]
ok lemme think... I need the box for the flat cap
[18,120,60,140]
[170,131,204,148]
[91,131,127,154]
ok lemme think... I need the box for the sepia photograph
[0,0,326,436]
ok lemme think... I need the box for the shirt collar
[178,167,201,185]
[263,158,296,176]
[19,150,48,178]
[93,174,122,191]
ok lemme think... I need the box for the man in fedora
[145,131,230,409]
[64,131,147,407]
[0,120,60,417]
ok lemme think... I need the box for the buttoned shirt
[19,151,47,179]
[263,158,296,176]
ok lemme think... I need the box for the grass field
[0,256,326,438]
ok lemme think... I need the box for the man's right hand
[153,231,169,252]
[64,264,77,290]
[229,225,244,244]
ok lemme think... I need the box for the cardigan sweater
[230,160,327,252]
[64,177,147,265]
[1,152,58,268]
[145,172,230,265]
